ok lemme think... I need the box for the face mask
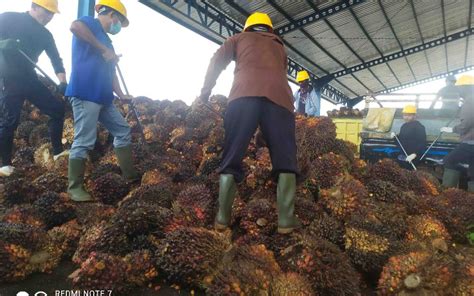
[109,20,122,35]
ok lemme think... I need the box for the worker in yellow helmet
[441,75,474,192]
[0,0,68,177]
[391,105,426,169]
[294,70,320,116]
[65,0,138,201]
[199,12,300,234]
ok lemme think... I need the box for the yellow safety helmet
[402,105,417,114]
[244,12,273,31]
[32,0,59,14]
[95,0,129,27]
[455,74,474,86]
[296,70,310,83]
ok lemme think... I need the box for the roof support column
[78,0,95,18]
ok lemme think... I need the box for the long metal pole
[394,134,417,170]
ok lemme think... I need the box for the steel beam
[441,0,449,72]
[464,0,473,67]
[331,27,474,78]
[78,0,95,18]
[274,0,366,35]
[409,1,433,77]
[139,0,352,104]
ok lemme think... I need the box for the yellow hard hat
[402,105,417,114]
[32,0,59,14]
[455,74,474,86]
[296,70,310,83]
[244,12,273,31]
[95,0,129,27]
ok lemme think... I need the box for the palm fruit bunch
[362,201,409,240]
[12,147,35,167]
[73,203,116,227]
[239,198,277,238]
[0,174,33,205]
[333,138,356,163]
[140,168,172,186]
[270,272,315,296]
[202,124,224,154]
[319,174,368,220]
[33,143,56,170]
[16,120,36,144]
[309,152,348,189]
[120,183,173,209]
[28,124,49,148]
[449,247,474,295]
[31,173,68,196]
[155,227,231,287]
[0,222,47,250]
[366,158,411,190]
[366,179,403,203]
[31,192,75,229]
[350,158,368,181]
[306,211,345,247]
[69,252,129,292]
[171,184,214,228]
[88,162,121,180]
[378,251,455,295]
[1,205,45,229]
[294,196,321,227]
[277,235,362,295]
[406,170,441,196]
[169,126,193,150]
[0,241,33,283]
[111,201,172,238]
[344,209,404,273]
[204,244,281,295]
[89,172,131,205]
[425,188,474,244]
[406,215,451,247]
[47,220,82,259]
[123,249,158,287]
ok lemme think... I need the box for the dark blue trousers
[0,77,64,166]
[218,97,298,183]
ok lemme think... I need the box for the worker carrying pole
[293,70,320,117]
[199,12,301,234]
[440,75,474,193]
[65,0,139,202]
[0,0,69,177]
[429,75,461,111]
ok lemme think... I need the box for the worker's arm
[453,103,474,135]
[429,94,440,109]
[200,36,236,101]
[70,20,118,63]
[44,33,66,83]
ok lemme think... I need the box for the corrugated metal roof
[140,0,474,104]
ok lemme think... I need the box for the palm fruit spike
[155,227,231,287]
[204,244,281,296]
[123,249,158,287]
[172,184,214,228]
[0,242,33,283]
[366,158,411,190]
[1,205,46,229]
[119,183,173,209]
[306,211,345,247]
[32,192,76,230]
[239,198,277,238]
[309,152,348,189]
[406,215,451,250]
[32,173,68,196]
[270,272,315,296]
[47,220,82,259]
[0,222,47,250]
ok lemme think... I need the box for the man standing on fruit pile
[293,70,320,117]
[65,0,139,202]
[0,0,68,177]
[199,12,301,234]
[440,75,474,192]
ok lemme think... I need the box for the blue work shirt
[66,16,115,105]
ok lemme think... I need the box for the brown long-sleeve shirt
[200,31,294,112]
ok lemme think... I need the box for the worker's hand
[102,48,119,64]
[440,127,453,133]
[406,153,417,163]
[199,93,210,104]
[0,39,19,51]
[57,82,68,96]
[390,132,396,139]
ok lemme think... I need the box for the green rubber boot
[277,173,301,234]
[468,181,474,193]
[115,145,140,181]
[442,168,461,188]
[214,174,237,232]
[68,158,93,202]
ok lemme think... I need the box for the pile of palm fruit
[0,95,473,295]
[327,106,364,118]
